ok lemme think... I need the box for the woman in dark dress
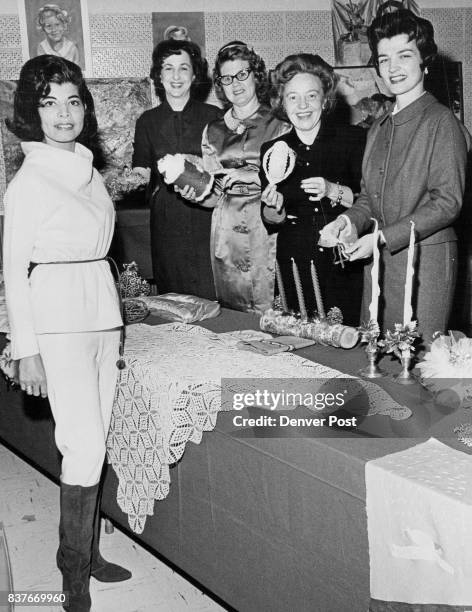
[132,39,221,298]
[261,54,366,326]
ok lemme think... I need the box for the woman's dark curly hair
[213,41,269,107]
[269,53,337,122]
[368,9,437,74]
[6,55,97,146]
[150,39,212,101]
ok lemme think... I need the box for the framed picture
[334,60,464,127]
[152,12,206,56]
[17,0,92,74]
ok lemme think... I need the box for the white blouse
[3,142,122,360]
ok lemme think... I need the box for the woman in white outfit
[3,55,130,612]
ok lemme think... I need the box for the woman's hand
[174,184,197,202]
[261,184,284,212]
[19,354,47,398]
[301,177,331,201]
[344,234,374,261]
[318,216,348,247]
[221,168,260,191]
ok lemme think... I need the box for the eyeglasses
[217,68,252,86]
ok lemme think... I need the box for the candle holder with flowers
[358,319,384,378]
[356,218,386,378]
[380,220,421,384]
[378,321,420,384]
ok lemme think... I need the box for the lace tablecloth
[107,323,411,533]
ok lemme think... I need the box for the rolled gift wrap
[157,153,214,202]
[259,309,359,349]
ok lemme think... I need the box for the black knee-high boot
[90,491,132,583]
[57,482,99,612]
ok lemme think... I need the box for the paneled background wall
[0,7,470,124]
[1,6,470,212]
[1,7,471,121]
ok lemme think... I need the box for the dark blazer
[258,122,366,325]
[260,122,366,231]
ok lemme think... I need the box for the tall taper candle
[275,260,288,311]
[403,220,415,325]
[369,218,380,324]
[310,260,325,319]
[291,257,307,320]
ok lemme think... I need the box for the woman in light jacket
[3,55,130,612]
[179,41,289,313]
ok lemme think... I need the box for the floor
[0,443,227,612]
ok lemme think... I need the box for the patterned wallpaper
[0,8,470,119]
[0,8,471,203]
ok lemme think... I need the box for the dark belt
[27,256,126,369]
[28,257,106,278]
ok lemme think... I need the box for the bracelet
[330,182,344,207]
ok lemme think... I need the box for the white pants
[37,329,120,486]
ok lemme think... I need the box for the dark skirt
[150,185,216,299]
[275,215,364,327]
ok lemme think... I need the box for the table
[1,310,471,612]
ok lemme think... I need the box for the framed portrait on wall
[17,0,92,74]
[152,12,206,56]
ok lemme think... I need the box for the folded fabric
[366,438,472,607]
[139,293,220,323]
[237,336,315,355]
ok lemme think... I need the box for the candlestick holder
[358,320,385,378]
[378,321,420,385]
[394,348,415,384]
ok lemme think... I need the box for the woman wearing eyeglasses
[179,41,289,313]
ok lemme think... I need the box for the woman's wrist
[327,181,353,208]
[326,180,339,202]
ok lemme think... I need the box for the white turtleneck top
[3,141,122,360]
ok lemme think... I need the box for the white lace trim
[106,323,411,533]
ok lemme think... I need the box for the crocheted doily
[107,323,411,533]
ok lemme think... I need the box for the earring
[424,67,429,75]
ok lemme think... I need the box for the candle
[291,258,307,320]
[369,218,380,324]
[310,260,325,319]
[403,220,415,326]
[275,260,288,311]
